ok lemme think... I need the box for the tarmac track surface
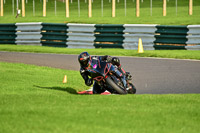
[1,51,200,94]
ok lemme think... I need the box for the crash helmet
[78,52,91,67]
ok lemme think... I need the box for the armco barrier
[154,25,188,50]
[1,23,200,50]
[0,24,16,44]
[67,23,95,48]
[123,24,157,50]
[16,23,42,46]
[41,23,68,47]
[186,25,200,50]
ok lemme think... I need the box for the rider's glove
[85,78,93,86]
[102,55,112,62]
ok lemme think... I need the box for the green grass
[0,62,200,133]
[0,0,200,25]
[1,44,200,60]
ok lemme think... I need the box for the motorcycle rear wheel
[105,77,127,94]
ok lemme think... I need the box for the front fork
[113,68,128,89]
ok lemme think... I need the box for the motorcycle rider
[78,52,132,94]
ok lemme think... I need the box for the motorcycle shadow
[34,85,78,94]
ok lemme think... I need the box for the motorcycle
[87,57,136,94]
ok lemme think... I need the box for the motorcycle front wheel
[105,77,127,94]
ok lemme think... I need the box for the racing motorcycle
[87,57,136,94]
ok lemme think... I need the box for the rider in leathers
[78,52,131,94]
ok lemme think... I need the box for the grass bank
[0,62,200,133]
[1,44,200,60]
[0,0,200,25]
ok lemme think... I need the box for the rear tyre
[105,77,127,94]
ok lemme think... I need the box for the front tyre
[105,77,127,94]
[127,83,136,94]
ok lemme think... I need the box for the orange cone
[63,75,67,83]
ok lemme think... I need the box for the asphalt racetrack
[1,51,200,94]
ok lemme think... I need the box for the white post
[163,0,166,16]
[22,0,25,17]
[189,0,192,15]
[101,0,103,17]
[26,0,28,3]
[71,0,72,3]
[43,0,46,17]
[16,0,18,10]
[112,0,115,17]
[124,0,126,16]
[1,0,3,16]
[12,0,15,15]
[175,0,177,16]
[66,0,69,17]
[88,0,92,17]
[55,0,56,16]
[78,0,80,17]
[136,0,139,17]
[33,0,35,16]
[150,0,152,16]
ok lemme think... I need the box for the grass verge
[0,62,200,133]
[1,44,200,60]
[1,0,200,25]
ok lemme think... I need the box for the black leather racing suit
[79,55,126,94]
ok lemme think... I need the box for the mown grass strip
[1,0,200,25]
[1,44,200,60]
[0,62,200,133]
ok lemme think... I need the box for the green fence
[154,25,188,50]
[94,24,124,48]
[0,24,16,44]
[41,23,68,47]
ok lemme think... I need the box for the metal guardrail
[0,23,200,50]
[186,25,200,50]
[16,22,42,46]
[67,23,95,48]
[123,24,157,50]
